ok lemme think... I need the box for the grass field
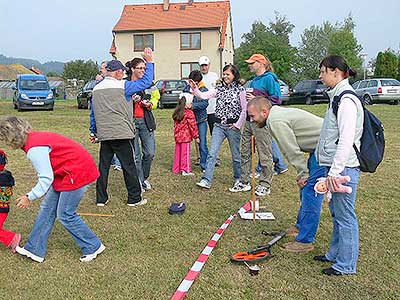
[1,99,399,300]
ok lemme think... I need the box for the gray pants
[240,121,273,188]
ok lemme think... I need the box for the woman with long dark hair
[314,55,363,275]
[126,58,159,191]
[189,64,247,190]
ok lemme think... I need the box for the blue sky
[0,0,399,64]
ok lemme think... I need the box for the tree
[46,71,60,77]
[234,12,297,86]
[296,15,362,80]
[62,60,99,82]
[296,22,334,79]
[374,49,398,78]
[328,16,362,71]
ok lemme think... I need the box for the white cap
[198,56,210,66]
[179,92,193,105]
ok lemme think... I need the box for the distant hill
[0,54,64,75]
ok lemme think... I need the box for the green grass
[1,99,399,300]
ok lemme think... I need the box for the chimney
[163,0,170,11]
[188,0,194,5]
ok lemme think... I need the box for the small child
[172,93,199,176]
[0,149,20,253]
[183,70,209,172]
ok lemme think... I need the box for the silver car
[352,78,400,105]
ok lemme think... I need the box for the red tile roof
[111,1,231,53]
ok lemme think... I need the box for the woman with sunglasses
[126,58,159,192]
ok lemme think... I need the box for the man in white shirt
[199,56,220,165]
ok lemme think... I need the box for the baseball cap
[179,92,194,105]
[245,54,267,65]
[106,60,128,72]
[198,56,210,66]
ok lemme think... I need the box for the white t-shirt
[202,71,219,114]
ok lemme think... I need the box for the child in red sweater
[0,149,20,253]
[172,93,199,176]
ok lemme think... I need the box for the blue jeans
[111,155,121,167]
[197,120,209,171]
[295,153,325,243]
[272,139,288,172]
[134,118,155,184]
[202,123,241,185]
[325,167,361,274]
[24,186,102,258]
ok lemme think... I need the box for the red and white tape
[171,201,253,300]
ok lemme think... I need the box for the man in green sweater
[247,96,325,252]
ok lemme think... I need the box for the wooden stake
[251,135,256,222]
[78,212,115,217]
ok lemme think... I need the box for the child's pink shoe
[9,233,21,253]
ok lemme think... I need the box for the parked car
[155,80,187,108]
[288,80,328,105]
[352,78,400,105]
[12,74,54,111]
[243,79,290,104]
[77,80,97,109]
[278,79,290,104]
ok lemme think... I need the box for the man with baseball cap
[198,56,220,166]
[91,48,154,208]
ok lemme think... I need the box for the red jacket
[174,109,199,143]
[22,131,100,192]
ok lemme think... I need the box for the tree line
[235,12,400,86]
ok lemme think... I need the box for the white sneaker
[16,246,44,263]
[143,180,152,190]
[229,181,251,193]
[196,179,211,189]
[182,171,195,176]
[79,244,106,262]
[113,165,122,171]
[250,172,261,179]
[96,200,109,207]
[273,168,288,175]
[255,185,271,196]
[127,198,148,207]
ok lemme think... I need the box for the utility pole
[360,53,368,80]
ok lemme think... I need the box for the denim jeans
[272,139,288,172]
[134,118,155,184]
[197,120,209,171]
[24,185,102,258]
[325,167,361,274]
[202,123,241,185]
[295,153,325,243]
[111,155,121,167]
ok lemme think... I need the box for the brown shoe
[281,241,314,253]
[285,226,299,237]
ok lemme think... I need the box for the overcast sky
[1,0,399,64]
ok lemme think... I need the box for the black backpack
[332,90,385,173]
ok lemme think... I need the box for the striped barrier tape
[171,201,253,300]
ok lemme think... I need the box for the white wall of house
[113,28,233,80]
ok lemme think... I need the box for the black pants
[96,139,142,204]
[207,113,217,135]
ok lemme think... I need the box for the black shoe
[314,255,330,262]
[322,267,343,276]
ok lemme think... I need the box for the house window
[134,34,154,51]
[181,62,200,79]
[180,33,201,50]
